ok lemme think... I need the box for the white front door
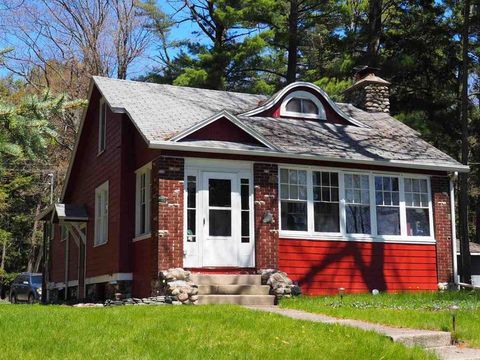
[183,162,254,268]
[202,172,239,266]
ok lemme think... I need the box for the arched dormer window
[279,90,326,120]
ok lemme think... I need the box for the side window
[94,181,109,246]
[61,224,68,242]
[135,167,151,237]
[404,178,431,236]
[98,99,107,153]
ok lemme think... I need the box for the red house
[40,69,468,303]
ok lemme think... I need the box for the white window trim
[279,90,327,120]
[278,165,436,244]
[98,98,107,155]
[134,163,152,239]
[94,180,109,247]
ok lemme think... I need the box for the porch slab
[245,306,480,360]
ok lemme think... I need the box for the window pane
[314,203,340,232]
[331,173,339,187]
[209,210,231,236]
[346,205,371,234]
[280,184,288,199]
[286,98,301,112]
[187,209,196,240]
[298,170,307,185]
[241,181,249,210]
[209,179,231,207]
[280,169,288,183]
[302,99,318,114]
[281,201,307,231]
[187,176,196,208]
[406,208,430,236]
[241,211,249,237]
[376,207,400,235]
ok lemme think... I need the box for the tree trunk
[27,204,42,273]
[459,0,471,283]
[286,0,299,84]
[476,197,480,244]
[1,240,5,271]
[366,0,382,67]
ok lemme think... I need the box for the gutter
[450,174,458,286]
[148,141,470,173]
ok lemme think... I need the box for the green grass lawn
[281,291,480,348]
[0,304,435,360]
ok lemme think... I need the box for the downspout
[450,173,458,286]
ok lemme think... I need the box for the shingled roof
[92,76,467,172]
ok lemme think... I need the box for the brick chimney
[344,66,390,113]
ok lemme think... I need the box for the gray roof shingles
[93,76,463,169]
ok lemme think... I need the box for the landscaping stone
[159,268,199,305]
[258,269,300,300]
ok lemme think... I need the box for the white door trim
[183,159,255,268]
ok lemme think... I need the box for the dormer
[280,90,326,120]
[242,82,365,127]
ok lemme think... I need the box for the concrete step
[198,285,271,295]
[197,295,275,305]
[191,274,261,286]
[430,346,480,360]
[391,331,452,348]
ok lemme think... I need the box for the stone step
[390,331,452,348]
[197,295,275,305]
[191,274,261,286]
[430,346,480,360]
[198,285,271,295]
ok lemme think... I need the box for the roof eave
[148,141,469,173]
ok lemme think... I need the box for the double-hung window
[94,181,109,246]
[280,169,308,231]
[279,167,433,241]
[404,178,431,236]
[375,176,400,235]
[135,166,151,237]
[345,174,371,234]
[313,171,339,232]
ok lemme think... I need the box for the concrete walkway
[246,306,480,360]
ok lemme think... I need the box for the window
[279,168,433,241]
[98,99,107,153]
[375,176,400,235]
[135,166,151,237]
[313,171,339,232]
[186,175,196,242]
[280,90,326,120]
[280,169,308,231]
[60,224,68,242]
[241,178,251,243]
[404,178,431,236]
[345,174,371,234]
[94,181,108,246]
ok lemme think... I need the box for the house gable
[179,116,267,147]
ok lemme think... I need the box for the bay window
[279,167,433,241]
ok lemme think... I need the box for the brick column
[431,176,453,283]
[151,156,184,277]
[254,163,279,269]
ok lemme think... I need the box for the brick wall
[151,156,184,276]
[431,176,453,283]
[254,163,279,269]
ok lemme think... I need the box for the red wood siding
[132,238,152,297]
[181,117,266,146]
[49,225,65,283]
[279,239,438,295]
